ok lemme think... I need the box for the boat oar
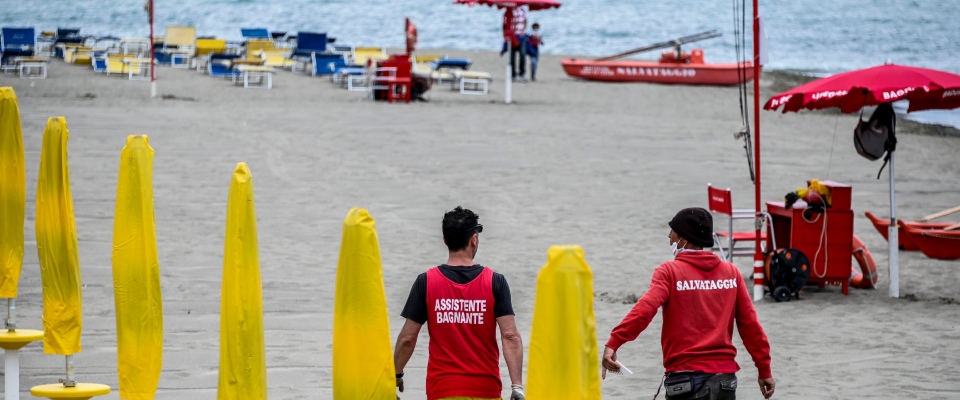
[944,223,960,231]
[594,30,721,62]
[919,205,960,222]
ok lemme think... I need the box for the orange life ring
[850,234,878,289]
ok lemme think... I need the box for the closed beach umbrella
[112,135,163,400]
[764,63,960,298]
[332,208,395,400]
[0,87,25,299]
[218,163,267,400]
[35,117,82,355]
[527,245,601,400]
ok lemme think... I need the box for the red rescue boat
[560,30,755,86]
[864,211,954,251]
[561,54,753,86]
[901,221,960,260]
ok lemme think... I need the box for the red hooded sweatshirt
[606,251,772,379]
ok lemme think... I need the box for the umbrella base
[0,329,43,350]
[31,383,111,400]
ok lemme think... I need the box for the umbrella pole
[61,355,76,387]
[888,151,899,298]
[505,41,512,104]
[149,0,156,98]
[6,298,14,330]
[751,0,764,301]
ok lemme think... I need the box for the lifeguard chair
[708,184,776,261]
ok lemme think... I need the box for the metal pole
[505,41,512,104]
[61,355,77,387]
[149,0,157,98]
[888,152,899,298]
[752,0,763,301]
[6,298,15,331]
[5,349,20,400]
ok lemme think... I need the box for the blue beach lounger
[290,31,327,72]
[241,28,270,41]
[1,27,36,66]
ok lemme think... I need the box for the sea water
[3,0,959,126]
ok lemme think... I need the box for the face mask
[670,239,685,256]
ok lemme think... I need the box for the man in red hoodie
[602,207,776,399]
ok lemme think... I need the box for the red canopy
[453,0,561,11]
[764,64,960,114]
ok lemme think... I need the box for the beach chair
[369,55,412,103]
[707,184,776,261]
[1,27,36,70]
[161,25,196,67]
[120,38,149,56]
[104,53,140,76]
[311,52,347,76]
[289,32,328,72]
[194,38,226,70]
[451,70,493,95]
[207,53,241,77]
[240,28,270,41]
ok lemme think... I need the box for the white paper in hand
[614,360,633,375]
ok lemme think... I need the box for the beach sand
[3,49,959,399]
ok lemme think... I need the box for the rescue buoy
[850,234,878,289]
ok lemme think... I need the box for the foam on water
[4,0,959,127]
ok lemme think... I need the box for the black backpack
[854,102,897,178]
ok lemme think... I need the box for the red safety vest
[425,266,501,400]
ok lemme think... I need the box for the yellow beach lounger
[451,70,493,95]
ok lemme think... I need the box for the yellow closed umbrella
[31,116,109,399]
[526,245,602,400]
[35,117,82,356]
[112,135,163,399]
[0,87,25,299]
[332,208,395,400]
[218,163,266,400]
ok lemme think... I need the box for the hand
[759,377,776,399]
[510,384,525,400]
[396,376,404,393]
[601,346,619,380]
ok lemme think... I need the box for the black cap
[668,207,714,248]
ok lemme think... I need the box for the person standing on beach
[526,22,543,81]
[601,208,776,399]
[394,206,525,400]
[503,6,528,80]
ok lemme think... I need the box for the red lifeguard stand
[766,181,854,295]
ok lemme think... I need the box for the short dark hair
[532,22,540,29]
[442,206,480,251]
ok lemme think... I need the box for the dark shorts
[665,372,738,400]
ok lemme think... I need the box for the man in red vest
[394,206,525,400]
[601,207,776,399]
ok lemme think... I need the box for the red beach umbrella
[762,63,960,299]
[764,63,960,114]
[453,0,561,11]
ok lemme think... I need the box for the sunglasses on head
[467,224,483,234]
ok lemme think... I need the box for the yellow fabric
[196,39,227,56]
[352,48,387,66]
[218,163,267,400]
[332,208,395,400]
[112,135,163,400]
[0,87,25,298]
[164,26,196,48]
[35,117,82,355]
[526,246,602,400]
[245,40,278,58]
[795,178,832,206]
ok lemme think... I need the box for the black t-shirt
[400,264,515,325]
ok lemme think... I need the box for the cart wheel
[773,286,792,302]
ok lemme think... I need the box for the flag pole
[149,0,156,98]
[752,0,764,301]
